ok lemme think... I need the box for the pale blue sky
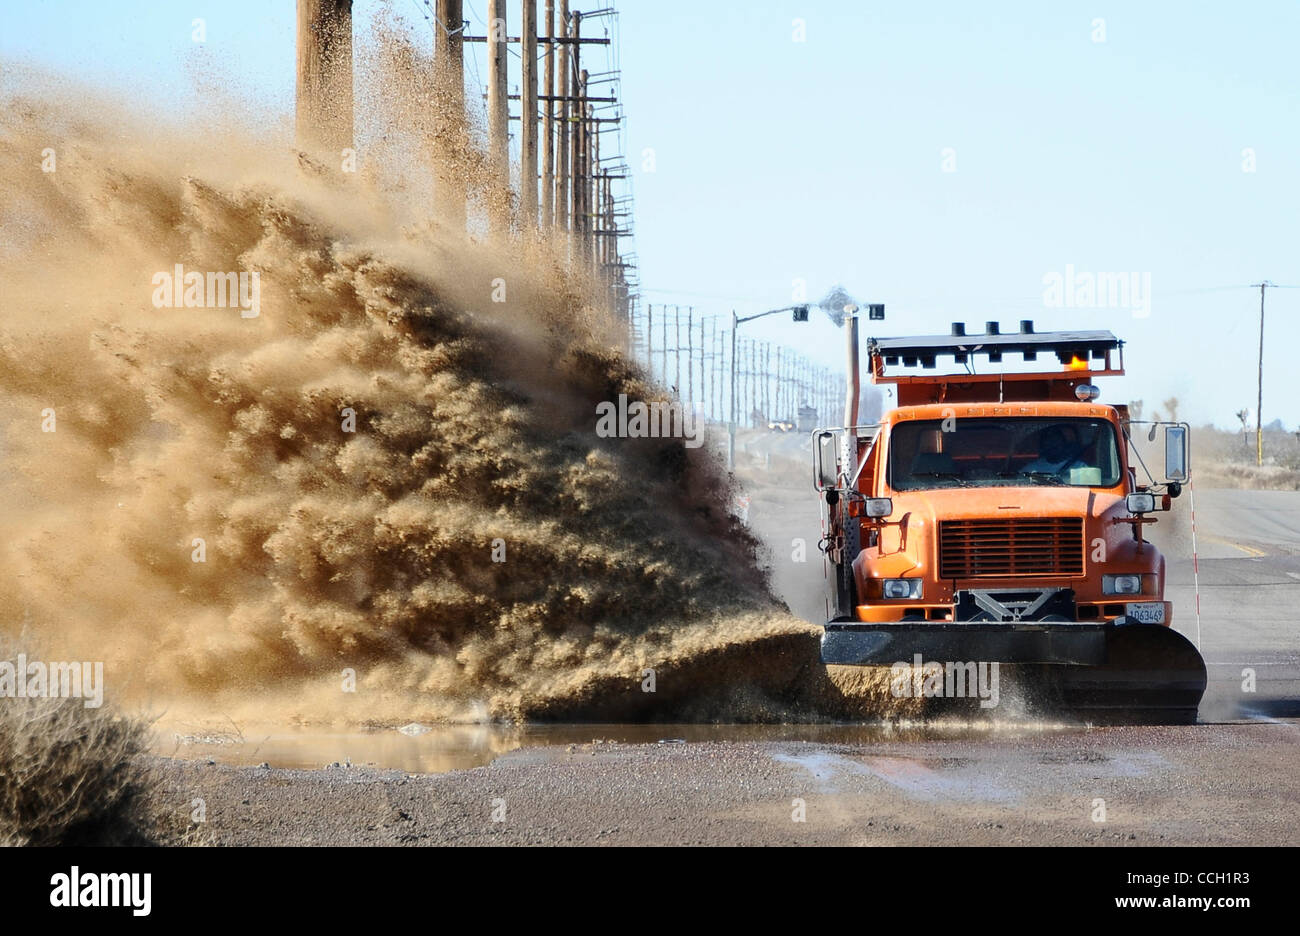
[2,1,1296,427]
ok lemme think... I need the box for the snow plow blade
[1056,624,1207,723]
[821,621,1206,723]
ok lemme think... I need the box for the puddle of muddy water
[153,719,1085,775]
[772,750,1022,802]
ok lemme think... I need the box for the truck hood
[894,485,1123,525]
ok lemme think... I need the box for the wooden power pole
[1252,281,1275,466]
[521,0,539,231]
[568,17,584,260]
[585,76,595,272]
[541,0,556,229]
[556,0,571,235]
[486,0,509,232]
[435,0,466,229]
[295,0,353,156]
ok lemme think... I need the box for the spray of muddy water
[0,16,908,727]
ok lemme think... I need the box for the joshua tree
[1162,397,1180,424]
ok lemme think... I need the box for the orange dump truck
[813,318,1206,721]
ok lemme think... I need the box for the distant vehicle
[767,419,796,433]
[812,319,1206,722]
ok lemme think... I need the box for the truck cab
[846,399,1171,627]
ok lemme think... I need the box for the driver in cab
[1020,424,1087,476]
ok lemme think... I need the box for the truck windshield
[888,417,1122,490]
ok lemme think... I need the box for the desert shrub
[0,643,158,846]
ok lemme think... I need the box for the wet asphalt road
[157,720,1299,845]
[1162,489,1300,719]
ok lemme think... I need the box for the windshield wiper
[914,472,974,488]
[1020,471,1064,486]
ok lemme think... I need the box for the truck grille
[938,518,1084,578]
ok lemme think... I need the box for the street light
[729,304,810,470]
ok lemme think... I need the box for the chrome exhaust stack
[843,305,860,431]
[840,305,860,485]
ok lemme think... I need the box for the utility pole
[645,303,653,380]
[540,0,555,229]
[572,65,587,263]
[698,315,705,411]
[686,307,694,403]
[711,319,719,421]
[585,82,595,272]
[603,171,615,287]
[729,314,737,467]
[486,0,509,233]
[555,0,570,237]
[435,0,466,229]
[743,338,750,427]
[750,340,758,425]
[674,305,681,394]
[743,340,754,428]
[764,343,771,424]
[1252,281,1275,467]
[486,1,508,169]
[295,0,353,156]
[774,346,782,422]
[661,304,668,383]
[520,0,539,231]
[568,15,583,261]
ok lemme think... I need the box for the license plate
[1125,602,1166,625]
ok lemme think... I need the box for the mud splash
[0,22,914,726]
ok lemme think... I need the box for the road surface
[157,482,1300,846]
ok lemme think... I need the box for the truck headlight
[882,578,923,600]
[1103,574,1142,595]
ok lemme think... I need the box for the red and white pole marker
[1188,477,1202,650]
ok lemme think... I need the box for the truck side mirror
[1165,425,1189,483]
[814,431,839,491]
